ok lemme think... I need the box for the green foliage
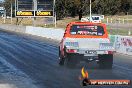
[56,0,132,19]
[91,0,122,15]
[3,0,15,16]
[3,0,132,19]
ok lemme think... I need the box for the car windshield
[70,25,105,36]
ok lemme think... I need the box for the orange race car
[59,22,115,69]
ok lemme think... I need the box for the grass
[107,25,132,36]
[0,15,131,27]
[107,28,132,35]
[56,17,79,28]
[0,15,132,36]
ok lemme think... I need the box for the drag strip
[0,30,131,88]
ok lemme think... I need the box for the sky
[0,0,3,2]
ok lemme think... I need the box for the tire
[64,54,82,68]
[58,49,65,66]
[59,57,65,66]
[98,54,113,69]
[65,54,77,68]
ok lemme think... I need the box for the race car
[59,22,115,69]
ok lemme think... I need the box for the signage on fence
[16,11,34,17]
[35,11,53,17]
[15,0,54,17]
[15,0,56,27]
[16,10,53,17]
[114,36,132,55]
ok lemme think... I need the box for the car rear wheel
[59,49,65,66]
[98,54,113,69]
[59,57,65,66]
[64,54,82,68]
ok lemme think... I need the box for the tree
[3,0,132,19]
[92,0,122,15]
[120,0,131,14]
[130,0,132,14]
[4,0,15,16]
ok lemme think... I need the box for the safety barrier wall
[0,24,26,33]
[114,35,132,55]
[0,25,131,55]
[25,27,132,55]
[25,26,64,41]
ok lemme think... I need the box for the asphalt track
[0,29,132,88]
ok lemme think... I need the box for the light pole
[90,0,92,22]
[15,0,19,25]
[53,0,56,27]
[4,9,6,23]
[11,0,13,24]
[33,0,37,26]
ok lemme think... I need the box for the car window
[70,25,105,36]
[92,17,100,20]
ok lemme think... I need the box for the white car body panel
[63,38,115,55]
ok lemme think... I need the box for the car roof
[68,22,105,25]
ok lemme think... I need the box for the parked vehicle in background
[91,16,102,23]
[81,15,104,23]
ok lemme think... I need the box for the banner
[16,11,53,17]
[114,35,132,55]
[15,0,54,17]
[35,11,53,17]
[16,11,34,17]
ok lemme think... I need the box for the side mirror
[63,32,67,37]
[64,30,68,35]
